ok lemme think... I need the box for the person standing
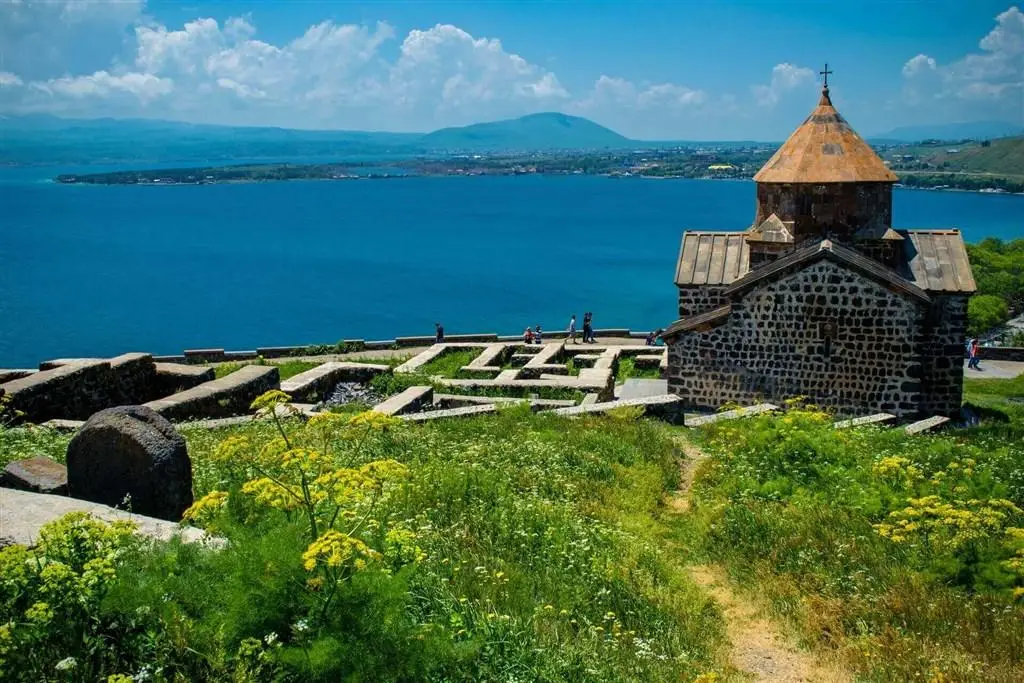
[435,322,445,344]
[568,314,577,344]
[967,337,981,370]
[524,327,534,344]
[535,325,543,345]
[583,312,593,344]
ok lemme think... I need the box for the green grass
[678,387,1024,681]
[616,356,662,382]
[2,408,730,681]
[418,348,483,378]
[213,362,244,379]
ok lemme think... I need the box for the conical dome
[753,88,898,183]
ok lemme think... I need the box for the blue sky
[1,0,1021,139]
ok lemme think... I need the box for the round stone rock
[66,405,193,521]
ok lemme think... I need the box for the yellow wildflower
[302,530,379,572]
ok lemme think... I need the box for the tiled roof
[753,88,899,184]
[664,305,732,338]
[674,232,750,286]
[901,229,977,293]
[723,239,932,303]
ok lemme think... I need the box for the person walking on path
[435,322,445,344]
[535,325,543,345]
[583,312,593,344]
[967,337,981,370]
[568,314,578,344]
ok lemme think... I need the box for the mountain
[418,112,632,151]
[895,136,1024,177]
[871,121,1024,143]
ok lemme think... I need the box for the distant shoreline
[52,167,1024,197]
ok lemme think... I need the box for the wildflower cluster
[0,513,138,679]
[874,495,1021,548]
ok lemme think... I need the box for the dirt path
[668,436,852,683]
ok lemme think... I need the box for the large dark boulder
[66,406,193,520]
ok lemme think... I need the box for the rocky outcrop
[66,406,193,521]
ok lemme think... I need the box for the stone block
[1,456,68,495]
[183,348,226,363]
[904,415,950,435]
[40,419,85,432]
[547,394,684,424]
[833,413,897,429]
[67,405,192,521]
[143,365,280,421]
[280,362,389,402]
[373,386,433,416]
[153,363,216,396]
[686,403,781,427]
[402,404,497,422]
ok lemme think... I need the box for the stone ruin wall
[755,182,892,242]
[668,260,929,417]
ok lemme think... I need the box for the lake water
[1,169,1021,367]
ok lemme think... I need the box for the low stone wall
[977,346,1024,362]
[547,394,685,424]
[1,354,158,423]
[144,365,280,421]
[153,363,216,397]
[373,386,434,416]
[280,362,390,402]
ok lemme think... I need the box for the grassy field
[1,374,1022,681]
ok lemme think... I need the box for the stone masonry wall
[678,286,729,318]
[755,182,892,242]
[918,295,969,417]
[668,260,927,417]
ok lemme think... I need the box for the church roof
[674,229,975,294]
[753,87,899,184]
[674,232,750,286]
[664,305,732,337]
[723,239,932,302]
[901,229,977,293]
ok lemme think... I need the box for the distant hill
[872,121,1024,143]
[896,136,1024,177]
[418,112,632,151]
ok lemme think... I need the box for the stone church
[663,80,976,418]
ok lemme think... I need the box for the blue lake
[1,170,1021,367]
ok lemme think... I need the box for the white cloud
[0,72,24,88]
[1,6,570,129]
[37,71,173,102]
[902,54,937,77]
[751,63,814,107]
[577,75,706,110]
[903,5,1023,115]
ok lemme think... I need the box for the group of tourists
[566,312,597,344]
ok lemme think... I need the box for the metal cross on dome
[820,63,833,88]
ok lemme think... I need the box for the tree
[968,294,1009,336]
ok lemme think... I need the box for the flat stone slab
[154,362,216,395]
[833,413,897,429]
[0,488,219,547]
[280,362,389,402]
[464,343,508,370]
[547,394,684,424]
[401,404,497,422]
[433,393,575,408]
[179,403,317,430]
[904,415,951,434]
[144,365,280,421]
[40,419,85,431]
[1,456,68,495]
[617,379,669,400]
[373,386,433,416]
[686,403,781,427]
[580,393,600,405]
[524,343,563,367]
